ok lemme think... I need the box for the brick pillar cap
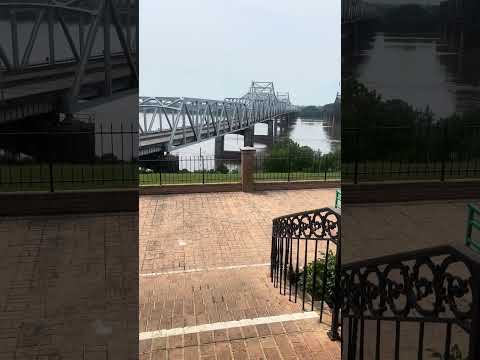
[240,146,256,151]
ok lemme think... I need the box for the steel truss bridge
[139,82,298,156]
[0,0,138,121]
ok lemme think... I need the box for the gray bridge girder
[0,0,138,118]
[139,112,291,156]
[139,81,297,155]
[2,55,132,101]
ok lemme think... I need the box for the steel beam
[139,81,298,153]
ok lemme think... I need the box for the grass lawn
[11,159,480,190]
[0,163,138,192]
[140,171,341,185]
[254,171,341,182]
[140,172,240,185]
[1,163,340,190]
[342,161,480,182]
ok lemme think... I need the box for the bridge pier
[242,126,255,147]
[214,135,225,170]
[215,136,225,157]
[278,115,289,137]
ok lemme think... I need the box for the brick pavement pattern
[342,199,480,264]
[0,212,138,360]
[140,189,340,360]
[140,190,336,274]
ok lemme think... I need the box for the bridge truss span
[0,0,138,115]
[139,81,298,155]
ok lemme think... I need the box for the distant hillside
[298,103,339,119]
[297,105,323,117]
[363,2,442,33]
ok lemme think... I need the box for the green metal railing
[466,204,480,252]
[335,189,341,209]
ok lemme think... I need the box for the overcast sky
[140,0,340,106]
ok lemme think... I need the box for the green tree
[264,139,316,172]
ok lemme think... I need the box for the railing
[271,207,342,340]
[343,125,480,184]
[466,204,480,253]
[139,156,240,185]
[0,121,138,192]
[336,189,342,209]
[138,151,341,186]
[340,245,480,360]
[255,153,341,183]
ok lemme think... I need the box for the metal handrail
[271,207,341,340]
[466,203,480,252]
[340,244,480,359]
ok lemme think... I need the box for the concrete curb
[140,181,340,195]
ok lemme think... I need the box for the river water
[348,32,480,118]
[171,116,339,157]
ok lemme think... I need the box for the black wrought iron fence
[0,121,138,192]
[139,156,241,185]
[340,245,480,360]
[271,207,342,339]
[343,124,480,183]
[256,152,341,182]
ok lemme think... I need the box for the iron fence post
[159,164,162,185]
[271,231,275,282]
[470,262,480,359]
[328,222,341,341]
[48,128,54,192]
[354,129,359,184]
[202,155,205,184]
[287,145,291,182]
[440,122,448,181]
[324,155,328,181]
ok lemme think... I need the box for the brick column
[241,146,256,192]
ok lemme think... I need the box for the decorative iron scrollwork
[340,248,474,331]
[272,207,340,243]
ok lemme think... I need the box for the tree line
[342,79,480,163]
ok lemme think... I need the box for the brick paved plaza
[342,198,480,263]
[139,189,340,360]
[1,189,476,359]
[0,212,138,359]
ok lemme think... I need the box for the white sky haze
[140,0,340,105]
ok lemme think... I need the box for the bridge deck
[139,114,289,155]
[2,56,133,101]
